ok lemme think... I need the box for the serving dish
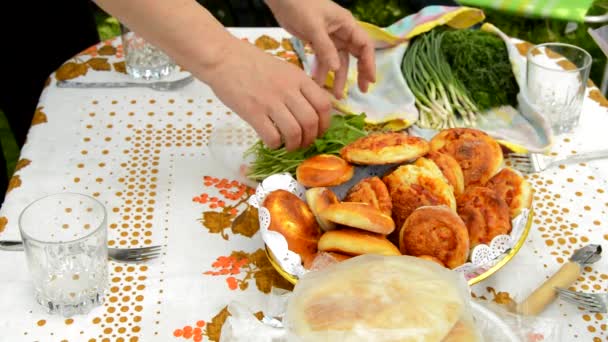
[251,171,533,286]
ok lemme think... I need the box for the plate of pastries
[251,127,534,285]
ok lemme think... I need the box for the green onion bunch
[402,29,480,129]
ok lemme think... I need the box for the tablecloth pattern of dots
[0,27,606,342]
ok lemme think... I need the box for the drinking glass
[19,193,108,317]
[121,24,175,80]
[526,43,592,135]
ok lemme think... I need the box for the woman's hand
[266,0,376,99]
[206,39,331,151]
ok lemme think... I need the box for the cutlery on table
[0,240,162,262]
[515,244,602,315]
[505,149,608,174]
[56,74,194,91]
[555,287,608,313]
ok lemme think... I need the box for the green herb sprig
[440,29,520,111]
[244,113,367,181]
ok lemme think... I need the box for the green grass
[93,9,121,40]
[0,110,19,177]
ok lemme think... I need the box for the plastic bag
[283,254,480,342]
[470,299,562,342]
[220,255,562,342]
[221,255,481,342]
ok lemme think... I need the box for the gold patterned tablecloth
[0,28,606,342]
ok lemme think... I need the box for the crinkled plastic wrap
[220,254,561,342]
[221,255,481,342]
[283,254,480,342]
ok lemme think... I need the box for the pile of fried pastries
[263,128,533,270]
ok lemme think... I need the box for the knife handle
[515,262,581,316]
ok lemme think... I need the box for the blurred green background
[92,0,608,87]
[1,0,607,180]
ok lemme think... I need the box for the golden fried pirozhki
[320,202,395,235]
[264,189,321,266]
[426,151,465,197]
[344,177,392,216]
[418,255,446,267]
[486,167,533,218]
[318,228,401,256]
[430,128,503,186]
[399,206,469,269]
[305,187,340,232]
[383,158,456,229]
[296,154,354,187]
[457,186,511,247]
[340,132,429,165]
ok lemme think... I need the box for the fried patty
[340,132,429,165]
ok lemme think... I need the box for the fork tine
[108,246,163,262]
[507,153,530,159]
[121,245,162,253]
[126,254,161,262]
[558,291,597,305]
[125,246,162,254]
[506,156,531,163]
[558,295,599,311]
[556,288,606,312]
[504,152,535,175]
[127,251,162,259]
[556,287,592,299]
[116,253,161,262]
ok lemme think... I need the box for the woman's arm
[93,0,332,151]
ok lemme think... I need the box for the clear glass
[526,43,592,135]
[121,24,175,80]
[19,193,108,317]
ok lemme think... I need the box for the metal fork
[505,149,608,174]
[56,74,194,91]
[0,240,162,262]
[556,287,608,313]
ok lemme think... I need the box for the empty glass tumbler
[19,193,108,317]
[121,24,175,80]
[526,43,592,135]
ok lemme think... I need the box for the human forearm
[93,0,238,82]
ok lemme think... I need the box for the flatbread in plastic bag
[284,254,481,342]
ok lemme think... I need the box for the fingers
[349,26,376,92]
[333,50,350,99]
[286,93,319,148]
[333,23,376,93]
[301,80,332,135]
[311,29,341,86]
[244,114,282,150]
[268,104,302,151]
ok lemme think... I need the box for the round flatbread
[286,254,477,341]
